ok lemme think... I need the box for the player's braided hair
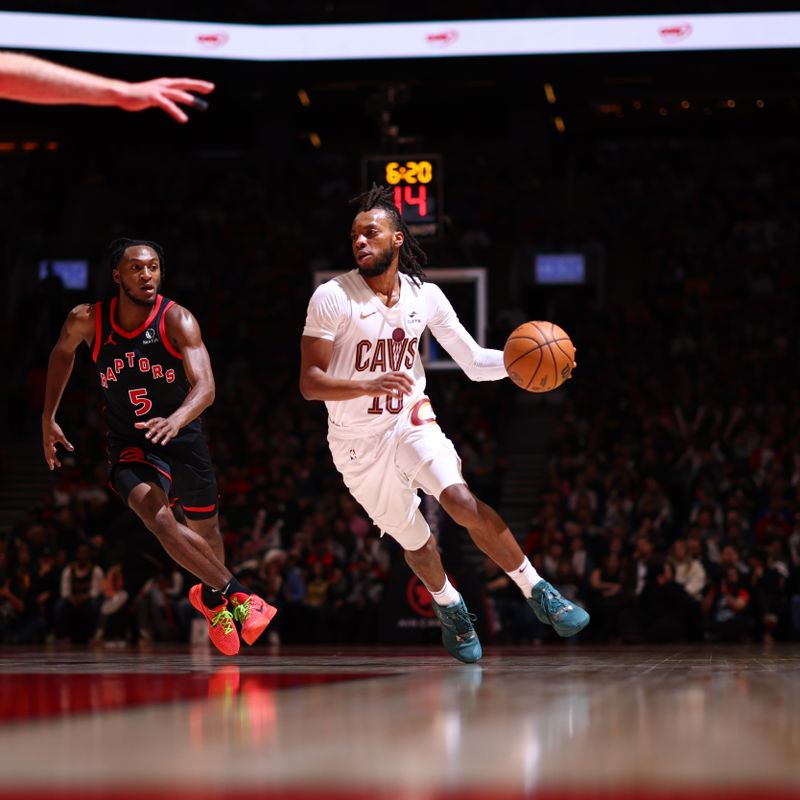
[352,184,427,286]
[107,237,165,277]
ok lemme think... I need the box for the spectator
[629,535,655,598]
[29,548,60,641]
[639,560,693,642]
[671,539,707,602]
[670,538,706,640]
[0,549,26,643]
[93,564,129,645]
[55,543,103,643]
[704,567,754,642]
[588,552,628,641]
[135,565,184,644]
[748,550,785,643]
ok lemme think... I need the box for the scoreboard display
[362,154,443,239]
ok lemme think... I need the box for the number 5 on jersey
[128,388,153,417]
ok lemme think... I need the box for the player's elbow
[299,375,314,401]
[461,363,485,382]
[299,368,325,401]
[49,340,75,363]
[192,380,214,410]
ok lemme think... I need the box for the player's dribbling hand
[42,419,74,470]
[365,372,414,398]
[135,416,181,445]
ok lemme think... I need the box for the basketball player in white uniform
[300,185,589,661]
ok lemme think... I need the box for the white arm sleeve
[302,280,348,341]
[425,283,507,382]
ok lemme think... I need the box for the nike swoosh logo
[360,311,377,319]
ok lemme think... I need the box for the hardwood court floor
[0,644,799,800]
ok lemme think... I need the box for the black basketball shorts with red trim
[109,431,219,520]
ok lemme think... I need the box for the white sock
[430,576,460,607]
[506,557,541,598]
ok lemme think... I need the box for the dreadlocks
[351,184,427,286]
[108,237,165,276]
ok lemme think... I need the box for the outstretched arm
[424,283,508,381]
[299,335,413,401]
[42,304,95,469]
[134,305,215,445]
[0,51,214,123]
[431,322,508,382]
[426,285,507,382]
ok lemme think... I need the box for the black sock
[201,583,221,608]
[201,579,250,606]
[220,577,250,599]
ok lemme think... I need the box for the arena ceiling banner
[1,11,799,62]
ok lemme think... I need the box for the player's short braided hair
[108,238,165,276]
[351,184,427,286]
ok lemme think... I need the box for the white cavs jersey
[302,269,507,436]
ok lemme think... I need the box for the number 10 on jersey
[368,393,403,415]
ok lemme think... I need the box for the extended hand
[135,416,181,445]
[365,372,414,398]
[42,419,74,470]
[117,78,215,123]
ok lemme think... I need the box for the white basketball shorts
[327,396,466,550]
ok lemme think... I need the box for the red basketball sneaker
[189,583,240,656]
[230,592,277,645]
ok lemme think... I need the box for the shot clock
[362,154,443,238]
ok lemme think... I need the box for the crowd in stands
[484,136,800,644]
[3,119,800,646]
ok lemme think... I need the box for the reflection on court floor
[0,645,799,800]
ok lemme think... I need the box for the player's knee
[196,523,222,545]
[135,501,176,540]
[127,484,173,531]
[405,533,434,560]
[440,484,482,528]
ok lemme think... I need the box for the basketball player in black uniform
[42,239,276,655]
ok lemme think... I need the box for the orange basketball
[503,321,575,393]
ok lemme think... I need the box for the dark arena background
[1,2,800,798]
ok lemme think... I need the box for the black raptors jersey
[91,294,200,441]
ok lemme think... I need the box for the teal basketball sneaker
[432,594,483,663]
[528,580,590,637]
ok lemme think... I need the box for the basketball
[503,321,575,392]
